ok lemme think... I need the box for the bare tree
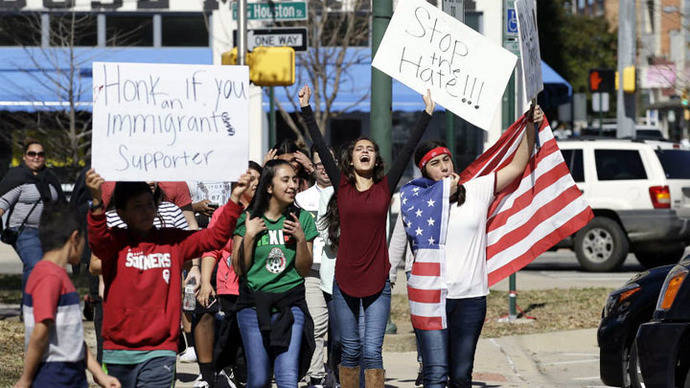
[0,12,144,173]
[275,0,371,146]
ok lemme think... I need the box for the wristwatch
[88,199,103,211]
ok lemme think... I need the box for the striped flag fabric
[402,114,593,330]
[460,114,593,286]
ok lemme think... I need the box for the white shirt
[296,184,331,267]
[445,173,495,299]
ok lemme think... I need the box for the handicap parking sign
[506,8,518,35]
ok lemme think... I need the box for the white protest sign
[515,0,543,101]
[91,62,249,182]
[371,0,516,130]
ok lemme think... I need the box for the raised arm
[299,85,340,189]
[387,90,435,193]
[85,170,122,263]
[495,105,543,193]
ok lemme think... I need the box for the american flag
[402,114,593,330]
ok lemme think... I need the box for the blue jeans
[332,280,391,370]
[105,356,177,388]
[14,227,43,292]
[237,306,305,388]
[418,297,487,388]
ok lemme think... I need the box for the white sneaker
[193,377,209,388]
[179,347,197,363]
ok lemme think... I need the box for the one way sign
[234,27,308,52]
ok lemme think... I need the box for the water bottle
[183,277,196,312]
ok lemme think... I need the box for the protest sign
[371,0,516,130]
[92,62,249,182]
[515,0,543,101]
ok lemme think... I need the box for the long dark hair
[246,159,300,219]
[414,140,466,206]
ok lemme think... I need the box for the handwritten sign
[516,0,543,101]
[371,0,516,130]
[91,62,249,182]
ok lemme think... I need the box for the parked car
[636,256,690,387]
[598,264,674,387]
[556,138,690,271]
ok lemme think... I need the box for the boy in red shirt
[16,202,120,388]
[84,169,250,387]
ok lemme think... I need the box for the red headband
[418,147,451,170]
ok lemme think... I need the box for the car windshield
[637,129,664,139]
[655,150,690,179]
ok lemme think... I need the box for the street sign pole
[599,93,604,136]
[269,87,276,147]
[503,0,519,322]
[371,0,393,167]
[238,0,247,66]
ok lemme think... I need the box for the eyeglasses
[26,151,45,158]
[313,162,324,169]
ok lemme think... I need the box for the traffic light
[589,69,615,92]
[222,47,295,87]
[614,66,636,93]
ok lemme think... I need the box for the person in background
[15,202,119,388]
[194,161,262,387]
[296,146,335,388]
[266,139,315,192]
[0,138,65,294]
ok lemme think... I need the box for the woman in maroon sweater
[298,85,434,387]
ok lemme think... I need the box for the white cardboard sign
[91,62,249,182]
[516,0,543,101]
[371,0,517,130]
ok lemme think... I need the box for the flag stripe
[408,287,442,303]
[411,262,441,276]
[411,315,444,331]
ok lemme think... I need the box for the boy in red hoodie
[85,169,251,387]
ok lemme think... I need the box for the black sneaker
[415,369,423,387]
[308,377,326,388]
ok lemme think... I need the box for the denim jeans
[332,280,391,370]
[14,227,43,292]
[417,296,486,388]
[236,306,305,388]
[324,292,341,381]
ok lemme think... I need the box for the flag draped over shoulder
[400,177,451,330]
[401,114,593,330]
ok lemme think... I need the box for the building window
[50,13,98,47]
[106,14,153,46]
[162,14,208,47]
[0,14,42,46]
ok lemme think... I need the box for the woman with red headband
[406,106,543,388]
[299,84,434,388]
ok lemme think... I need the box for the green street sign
[232,1,308,21]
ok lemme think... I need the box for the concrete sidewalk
[172,328,602,387]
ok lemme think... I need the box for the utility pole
[371,0,393,166]
[617,0,636,138]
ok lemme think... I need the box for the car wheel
[624,338,646,388]
[634,245,685,269]
[574,217,629,272]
